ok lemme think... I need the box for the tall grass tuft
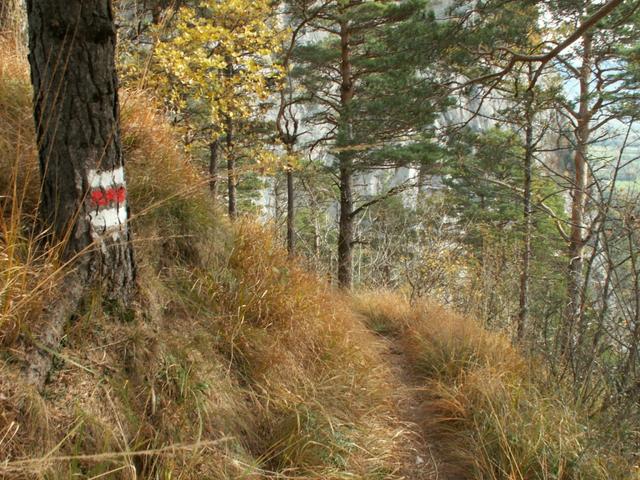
[354,292,634,479]
[0,36,67,348]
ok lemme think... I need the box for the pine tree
[291,0,446,288]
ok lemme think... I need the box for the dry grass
[0,29,633,480]
[354,291,634,480]
[0,36,414,479]
[218,223,401,476]
[0,37,65,348]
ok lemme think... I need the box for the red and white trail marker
[87,166,127,237]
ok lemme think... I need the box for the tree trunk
[275,51,298,257]
[24,0,135,389]
[562,124,589,357]
[561,33,593,359]
[223,59,237,219]
[209,138,219,198]
[225,115,236,218]
[286,166,295,257]
[26,0,135,300]
[227,154,236,218]
[336,19,355,289]
[517,88,534,342]
[337,154,353,288]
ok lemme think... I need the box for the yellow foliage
[129,0,285,136]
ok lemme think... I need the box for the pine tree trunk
[337,19,354,289]
[227,156,236,218]
[223,60,236,218]
[26,0,135,301]
[24,0,135,389]
[562,122,589,357]
[337,154,353,288]
[518,97,534,343]
[286,166,295,257]
[225,115,236,218]
[275,55,298,257]
[209,138,219,198]
[561,33,593,360]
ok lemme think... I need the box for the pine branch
[460,0,628,89]
[350,181,414,218]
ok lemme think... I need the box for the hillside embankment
[0,38,634,479]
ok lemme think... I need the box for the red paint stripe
[90,186,126,207]
[116,186,126,203]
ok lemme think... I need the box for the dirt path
[377,334,447,480]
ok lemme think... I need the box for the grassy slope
[0,41,415,479]
[354,294,634,480]
[0,39,634,479]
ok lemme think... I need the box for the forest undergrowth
[0,37,636,479]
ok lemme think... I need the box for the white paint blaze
[87,167,128,235]
[88,166,125,189]
[89,204,127,232]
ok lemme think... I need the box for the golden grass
[354,291,634,480]
[0,37,64,347]
[0,30,633,480]
[0,36,411,479]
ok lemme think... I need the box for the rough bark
[337,19,355,289]
[27,0,135,297]
[24,0,135,388]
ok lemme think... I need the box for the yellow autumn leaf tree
[148,0,285,133]
[121,0,286,213]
